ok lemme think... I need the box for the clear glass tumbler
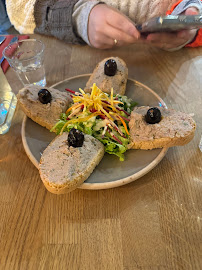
[0,68,17,135]
[3,39,46,87]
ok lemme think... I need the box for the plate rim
[21,74,168,190]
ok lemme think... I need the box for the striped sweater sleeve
[166,0,202,47]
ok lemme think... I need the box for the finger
[103,24,138,45]
[145,33,189,50]
[144,41,175,50]
[90,36,112,49]
[105,8,140,39]
[90,21,137,48]
[184,7,199,15]
[89,32,122,49]
[146,32,187,44]
[97,39,126,49]
[177,29,197,39]
[143,39,180,50]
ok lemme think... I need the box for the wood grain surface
[0,34,202,270]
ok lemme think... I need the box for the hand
[88,4,140,49]
[143,7,199,50]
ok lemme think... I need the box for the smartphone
[136,15,202,34]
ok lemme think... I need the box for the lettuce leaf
[99,137,127,161]
[51,94,137,161]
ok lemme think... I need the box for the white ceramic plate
[21,74,168,190]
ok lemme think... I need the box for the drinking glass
[3,39,46,87]
[0,68,17,134]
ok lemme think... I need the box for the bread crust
[128,106,196,150]
[39,133,105,194]
[129,131,195,150]
[19,103,53,130]
[17,85,72,131]
[85,57,128,95]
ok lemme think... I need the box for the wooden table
[1,34,202,270]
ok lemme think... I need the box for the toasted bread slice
[17,85,72,131]
[128,106,196,150]
[39,132,105,194]
[85,57,128,95]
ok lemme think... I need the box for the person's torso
[104,0,177,23]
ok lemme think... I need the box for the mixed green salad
[51,83,137,161]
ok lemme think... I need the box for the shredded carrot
[98,105,113,121]
[102,103,119,114]
[110,87,114,107]
[112,100,124,104]
[117,115,130,135]
[79,88,86,95]
[61,83,130,141]
[65,103,83,114]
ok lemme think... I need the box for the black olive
[104,59,117,76]
[67,128,84,147]
[145,107,161,124]
[38,89,52,104]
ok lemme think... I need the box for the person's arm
[144,0,202,51]
[166,0,202,48]
[167,0,202,14]
[72,0,103,45]
[73,1,140,49]
[34,0,84,44]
